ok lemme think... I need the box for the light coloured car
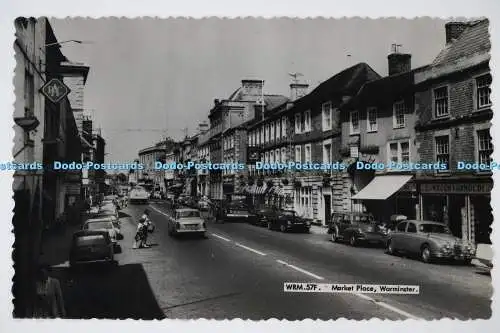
[167,208,206,238]
[83,218,118,245]
[94,212,123,239]
[386,220,475,264]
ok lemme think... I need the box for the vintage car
[69,230,116,268]
[251,206,281,227]
[267,210,311,232]
[93,212,123,239]
[386,220,476,264]
[222,202,256,223]
[474,243,493,273]
[83,218,119,245]
[167,208,207,238]
[129,186,150,204]
[328,212,388,246]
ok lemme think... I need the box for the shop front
[418,179,493,244]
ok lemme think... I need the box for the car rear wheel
[280,224,287,233]
[420,244,432,263]
[349,234,357,247]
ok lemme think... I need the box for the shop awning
[351,175,413,200]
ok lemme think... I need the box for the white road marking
[211,233,231,242]
[149,205,169,217]
[276,260,324,280]
[149,203,421,319]
[235,243,267,256]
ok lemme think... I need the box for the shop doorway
[471,195,492,244]
[447,195,464,239]
[324,194,331,224]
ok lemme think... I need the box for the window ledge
[367,130,378,133]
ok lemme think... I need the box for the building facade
[414,19,492,244]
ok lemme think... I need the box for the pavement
[41,201,492,320]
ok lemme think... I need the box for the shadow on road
[49,263,165,319]
[118,211,131,218]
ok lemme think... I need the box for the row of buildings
[136,19,492,247]
[13,17,106,317]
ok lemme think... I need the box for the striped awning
[255,184,267,195]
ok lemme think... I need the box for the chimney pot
[387,53,411,76]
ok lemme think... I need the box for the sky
[49,17,447,162]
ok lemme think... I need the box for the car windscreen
[177,211,200,218]
[86,222,113,230]
[75,235,107,246]
[419,224,451,234]
[282,211,296,217]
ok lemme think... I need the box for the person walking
[32,264,66,318]
[133,218,147,249]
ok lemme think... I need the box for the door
[405,222,419,254]
[392,221,408,250]
[324,195,331,225]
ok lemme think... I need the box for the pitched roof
[295,63,381,108]
[344,66,429,109]
[264,94,289,110]
[432,19,490,66]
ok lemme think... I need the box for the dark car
[328,212,388,246]
[251,206,281,226]
[69,230,116,268]
[267,210,311,232]
[223,202,256,223]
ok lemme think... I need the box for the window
[295,113,302,134]
[476,74,492,109]
[396,222,407,232]
[304,110,311,132]
[275,149,280,163]
[435,135,450,169]
[393,101,406,128]
[295,145,302,163]
[350,111,360,134]
[270,150,274,163]
[281,147,287,162]
[407,223,417,233]
[270,123,275,141]
[281,117,287,138]
[305,144,312,163]
[322,102,332,131]
[323,142,332,164]
[24,70,34,117]
[434,86,449,118]
[477,129,493,165]
[260,127,263,144]
[387,141,410,164]
[265,151,269,164]
[230,136,234,148]
[367,107,378,132]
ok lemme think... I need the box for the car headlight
[287,221,292,225]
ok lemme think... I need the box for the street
[47,201,491,320]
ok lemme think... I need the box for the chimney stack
[445,22,469,44]
[241,79,264,98]
[198,122,209,133]
[387,44,411,76]
[290,83,309,101]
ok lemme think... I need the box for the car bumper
[175,228,207,234]
[70,256,114,265]
[433,251,475,260]
[356,233,387,243]
[285,223,310,230]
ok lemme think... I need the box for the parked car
[266,209,311,232]
[93,213,123,240]
[83,218,119,245]
[386,220,476,264]
[166,208,206,237]
[69,230,115,268]
[328,212,388,246]
[251,206,281,226]
[198,197,210,211]
[223,202,256,223]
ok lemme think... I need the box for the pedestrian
[32,264,66,318]
[133,218,147,249]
